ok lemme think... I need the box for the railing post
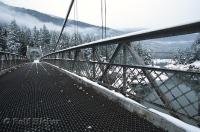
[92,47,96,80]
[122,44,127,95]
[7,54,11,67]
[68,51,71,59]
[16,55,19,65]
[62,52,65,59]
[1,54,4,70]
[5,54,8,68]
[72,50,80,74]
[99,44,122,82]
[77,50,81,75]
[0,54,2,70]
[68,51,72,71]
[54,54,57,64]
[18,55,20,65]
[10,54,13,66]
[198,92,200,127]
[60,52,64,68]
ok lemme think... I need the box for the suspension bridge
[0,0,200,131]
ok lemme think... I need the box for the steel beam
[126,44,178,117]
[99,44,122,81]
[122,44,127,94]
[72,50,79,72]
[92,47,96,79]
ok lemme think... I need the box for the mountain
[142,33,199,52]
[0,1,122,37]
[139,33,199,59]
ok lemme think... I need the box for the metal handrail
[41,21,200,58]
[0,51,28,71]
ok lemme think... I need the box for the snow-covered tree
[6,20,21,53]
[1,21,99,55]
[32,26,40,47]
[174,49,191,64]
[190,34,200,62]
[40,25,51,54]
[57,33,70,50]
[0,26,7,51]
[174,34,200,64]
[83,34,96,43]
[134,42,152,65]
[18,27,31,56]
[82,34,96,61]
[49,31,58,52]
[70,33,83,46]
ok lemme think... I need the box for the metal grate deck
[0,62,164,132]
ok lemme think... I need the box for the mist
[0,5,62,31]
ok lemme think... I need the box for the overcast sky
[1,0,200,30]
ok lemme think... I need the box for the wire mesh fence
[41,22,200,126]
[42,44,200,126]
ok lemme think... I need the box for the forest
[0,20,96,56]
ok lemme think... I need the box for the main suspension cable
[104,0,108,60]
[104,0,107,38]
[73,0,79,46]
[56,0,75,45]
[74,0,76,45]
[101,0,107,39]
[101,0,104,39]
[76,0,79,36]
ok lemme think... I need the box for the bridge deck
[0,62,164,132]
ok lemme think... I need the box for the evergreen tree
[0,26,7,51]
[190,34,200,62]
[32,26,40,47]
[40,25,51,54]
[174,34,200,64]
[24,28,32,47]
[134,42,152,65]
[6,20,21,53]
[83,34,95,43]
[57,33,70,50]
[18,28,28,56]
[70,33,83,46]
[50,31,58,52]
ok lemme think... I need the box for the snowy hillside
[0,1,122,38]
[141,34,199,53]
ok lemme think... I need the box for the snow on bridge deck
[0,62,164,131]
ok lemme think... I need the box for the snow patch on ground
[33,60,40,63]
[191,61,200,67]
[149,108,200,132]
[153,59,175,65]
[165,64,189,71]
[165,61,200,71]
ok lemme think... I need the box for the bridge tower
[26,46,43,61]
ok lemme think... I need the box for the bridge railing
[41,21,200,126]
[0,51,28,71]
